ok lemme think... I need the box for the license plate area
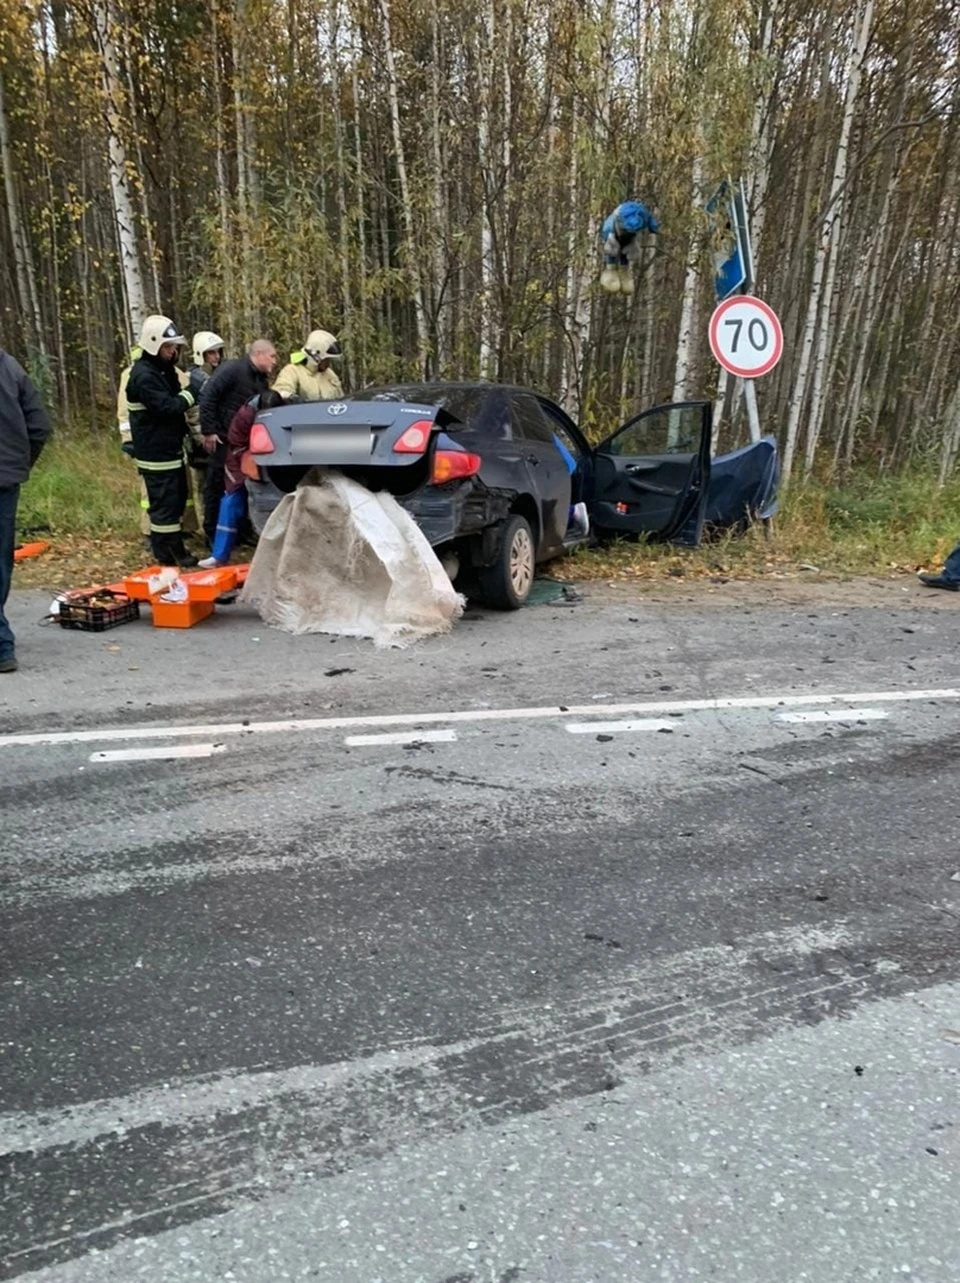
[291,425,374,464]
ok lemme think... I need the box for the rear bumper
[400,481,514,554]
[399,481,472,545]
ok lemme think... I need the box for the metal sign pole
[743,377,762,444]
[733,179,762,444]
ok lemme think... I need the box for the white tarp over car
[240,471,464,647]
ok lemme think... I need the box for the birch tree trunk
[477,0,496,378]
[377,0,429,373]
[429,0,447,375]
[122,32,160,312]
[92,0,147,338]
[328,0,352,374]
[801,0,875,476]
[0,68,45,361]
[351,62,367,386]
[747,0,778,275]
[671,152,703,408]
[938,377,960,485]
[782,0,873,483]
[232,0,254,332]
[210,0,235,340]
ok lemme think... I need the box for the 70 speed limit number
[708,295,783,379]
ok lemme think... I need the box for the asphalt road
[1,581,959,1281]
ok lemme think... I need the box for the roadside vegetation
[13,430,959,591]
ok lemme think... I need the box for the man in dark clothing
[0,347,52,672]
[199,338,277,544]
[127,314,198,567]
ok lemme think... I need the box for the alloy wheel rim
[510,526,534,598]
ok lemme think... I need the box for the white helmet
[139,315,186,356]
[304,329,342,362]
[192,330,225,366]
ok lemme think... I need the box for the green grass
[19,431,141,538]
[16,431,960,583]
[566,469,960,583]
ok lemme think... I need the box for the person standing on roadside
[185,330,225,543]
[0,344,51,673]
[127,315,202,568]
[189,331,225,402]
[273,329,344,402]
[198,338,278,546]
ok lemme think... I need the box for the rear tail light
[249,422,274,454]
[393,419,434,454]
[432,449,482,484]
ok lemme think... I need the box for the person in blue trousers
[552,433,589,537]
[200,390,284,568]
[0,345,51,673]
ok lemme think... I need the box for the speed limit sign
[709,295,783,378]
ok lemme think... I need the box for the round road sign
[708,295,783,378]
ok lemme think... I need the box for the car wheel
[478,514,535,610]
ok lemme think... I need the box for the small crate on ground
[56,589,140,632]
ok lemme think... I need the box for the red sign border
[709,294,783,379]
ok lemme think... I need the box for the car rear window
[352,386,512,437]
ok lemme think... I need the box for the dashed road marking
[775,708,889,725]
[344,729,458,748]
[1,686,957,749]
[89,743,227,763]
[565,719,676,735]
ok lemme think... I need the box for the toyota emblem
[327,402,348,416]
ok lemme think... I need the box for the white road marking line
[565,719,676,734]
[344,729,458,747]
[2,686,958,749]
[775,708,889,725]
[89,743,226,763]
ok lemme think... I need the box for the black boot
[151,533,181,567]
[174,537,199,569]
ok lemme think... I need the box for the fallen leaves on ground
[12,534,157,591]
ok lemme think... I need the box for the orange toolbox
[124,564,248,602]
[122,563,249,628]
[150,598,216,629]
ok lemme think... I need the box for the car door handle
[625,462,659,474]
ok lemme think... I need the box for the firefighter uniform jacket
[273,357,344,402]
[127,354,195,465]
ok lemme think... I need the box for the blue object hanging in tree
[599,200,660,295]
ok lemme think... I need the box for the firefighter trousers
[138,459,188,565]
[133,462,202,538]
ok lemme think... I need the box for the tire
[477,514,535,610]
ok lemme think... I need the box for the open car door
[587,401,712,546]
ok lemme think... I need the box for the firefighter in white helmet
[189,330,225,401]
[185,330,225,544]
[273,329,344,402]
[126,315,199,567]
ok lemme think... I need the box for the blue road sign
[706,178,754,302]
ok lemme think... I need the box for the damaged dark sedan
[250,382,778,609]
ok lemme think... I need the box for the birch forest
[0,0,958,484]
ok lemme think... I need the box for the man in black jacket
[127,315,200,567]
[0,346,51,672]
[199,338,277,545]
